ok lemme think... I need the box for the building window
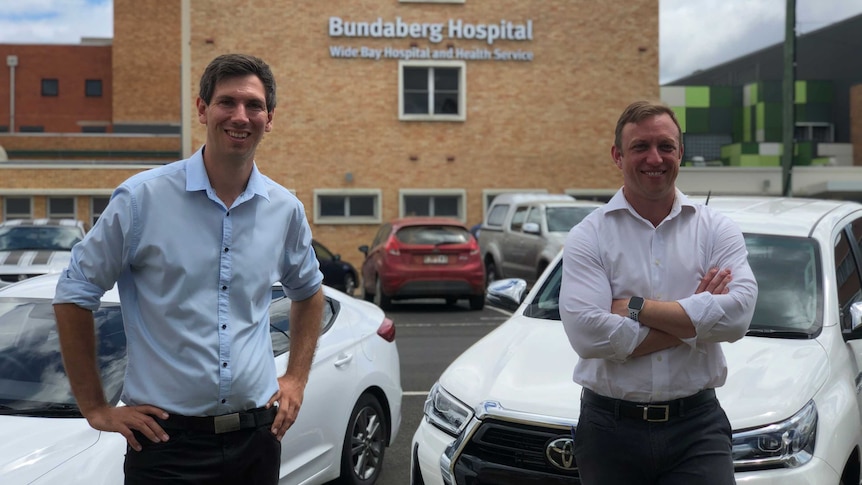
[85,79,103,97]
[91,196,110,227]
[400,189,466,221]
[48,197,76,219]
[794,123,834,143]
[399,60,466,121]
[42,79,59,97]
[3,197,32,220]
[19,125,45,132]
[81,125,107,133]
[314,189,381,224]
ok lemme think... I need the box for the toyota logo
[545,437,576,471]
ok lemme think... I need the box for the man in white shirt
[560,100,758,484]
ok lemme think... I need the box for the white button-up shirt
[560,189,757,402]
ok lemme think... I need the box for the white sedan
[412,196,862,485]
[0,274,402,485]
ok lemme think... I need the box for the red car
[358,217,485,310]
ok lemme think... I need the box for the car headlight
[732,399,817,470]
[424,382,473,436]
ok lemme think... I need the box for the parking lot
[368,299,510,485]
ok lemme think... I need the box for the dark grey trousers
[574,394,735,485]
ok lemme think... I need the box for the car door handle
[334,353,353,368]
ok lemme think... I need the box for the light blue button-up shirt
[54,147,323,416]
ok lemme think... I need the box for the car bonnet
[0,416,101,483]
[718,336,827,430]
[438,315,581,420]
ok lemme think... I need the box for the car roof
[0,272,121,303]
[390,216,469,228]
[489,193,575,206]
[0,218,86,229]
[690,196,862,238]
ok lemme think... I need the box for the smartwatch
[628,296,645,321]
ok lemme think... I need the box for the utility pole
[781,0,796,196]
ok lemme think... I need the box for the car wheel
[335,393,388,485]
[344,273,357,297]
[469,295,485,311]
[374,278,392,310]
[485,260,498,287]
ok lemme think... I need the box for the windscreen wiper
[745,328,813,339]
[0,402,82,417]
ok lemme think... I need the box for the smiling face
[611,113,683,208]
[196,74,273,167]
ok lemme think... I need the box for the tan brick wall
[112,0,182,123]
[1,0,659,267]
[852,84,862,167]
[187,0,659,260]
[0,44,112,132]
[0,133,180,160]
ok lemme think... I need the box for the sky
[0,0,861,84]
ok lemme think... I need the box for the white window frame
[48,196,76,219]
[314,189,382,225]
[399,60,467,122]
[3,196,33,220]
[399,189,467,222]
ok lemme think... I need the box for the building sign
[328,16,534,62]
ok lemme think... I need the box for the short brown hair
[199,53,277,112]
[614,100,682,151]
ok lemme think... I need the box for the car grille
[454,418,580,484]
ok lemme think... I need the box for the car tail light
[385,239,401,256]
[469,238,480,256]
[377,317,396,342]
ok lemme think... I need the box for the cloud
[0,0,112,44]
[660,0,862,84]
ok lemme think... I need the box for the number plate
[424,255,448,264]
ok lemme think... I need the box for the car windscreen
[0,226,84,251]
[523,233,823,337]
[546,206,598,233]
[745,234,822,336]
[395,225,471,245]
[0,297,125,415]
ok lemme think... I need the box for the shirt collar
[605,187,696,221]
[185,146,271,202]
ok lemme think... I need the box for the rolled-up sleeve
[54,187,133,310]
[561,220,645,362]
[278,203,323,301]
[679,216,758,343]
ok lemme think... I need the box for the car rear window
[396,225,471,245]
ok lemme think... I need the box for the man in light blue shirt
[53,53,324,484]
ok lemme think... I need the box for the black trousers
[124,425,280,485]
[574,391,735,485]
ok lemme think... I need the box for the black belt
[158,406,277,434]
[582,388,716,422]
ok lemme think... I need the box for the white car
[0,274,402,485]
[412,196,862,485]
[0,219,87,288]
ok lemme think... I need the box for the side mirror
[522,222,541,235]
[358,245,369,255]
[333,254,342,261]
[486,278,527,312]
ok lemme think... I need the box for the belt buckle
[641,404,670,422]
[214,413,241,434]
